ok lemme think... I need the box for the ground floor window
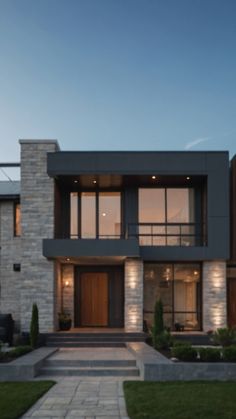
[144,263,201,331]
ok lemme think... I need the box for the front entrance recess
[80,272,108,326]
[228,278,236,328]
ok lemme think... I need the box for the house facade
[0,139,233,335]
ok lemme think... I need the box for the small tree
[152,299,164,348]
[30,303,39,348]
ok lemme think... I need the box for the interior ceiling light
[102,212,106,217]
[74,180,78,184]
[66,258,70,261]
[186,176,190,180]
[152,176,156,179]
[194,271,198,275]
[93,180,97,184]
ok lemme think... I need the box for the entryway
[74,266,124,328]
[228,278,236,328]
[80,272,108,326]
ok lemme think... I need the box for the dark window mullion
[96,192,99,239]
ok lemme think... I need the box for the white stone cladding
[0,201,21,329]
[202,261,227,331]
[61,264,74,326]
[20,140,59,332]
[124,258,143,332]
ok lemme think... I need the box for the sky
[0,0,236,180]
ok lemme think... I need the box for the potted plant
[58,311,72,331]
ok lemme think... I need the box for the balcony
[128,223,206,247]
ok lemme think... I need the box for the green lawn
[0,381,55,419]
[124,381,236,419]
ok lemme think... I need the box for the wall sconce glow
[64,280,70,287]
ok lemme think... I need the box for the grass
[124,381,236,419]
[0,381,55,419]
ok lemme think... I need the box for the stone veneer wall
[20,140,59,332]
[202,261,227,331]
[124,258,143,332]
[61,264,74,327]
[0,202,21,329]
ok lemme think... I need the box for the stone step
[46,341,126,348]
[46,332,146,337]
[40,366,139,377]
[44,359,136,367]
[46,336,145,342]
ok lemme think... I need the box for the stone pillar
[61,264,74,327]
[202,261,227,331]
[124,258,143,332]
[20,140,59,332]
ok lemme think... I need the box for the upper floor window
[14,202,21,237]
[138,188,195,246]
[70,191,121,239]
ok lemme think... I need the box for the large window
[144,263,201,331]
[138,188,195,245]
[70,191,121,238]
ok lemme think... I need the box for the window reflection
[144,263,201,331]
[81,192,96,238]
[99,192,121,238]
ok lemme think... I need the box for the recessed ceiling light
[74,180,78,184]
[152,176,156,180]
[66,258,70,262]
[186,176,190,180]
[93,180,97,184]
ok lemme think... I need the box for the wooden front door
[228,278,236,328]
[80,272,108,326]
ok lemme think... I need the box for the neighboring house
[0,139,234,335]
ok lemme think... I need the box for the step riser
[45,333,146,338]
[46,338,145,343]
[44,360,136,367]
[40,368,139,377]
[46,343,126,348]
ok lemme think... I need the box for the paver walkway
[22,348,140,418]
[22,377,131,418]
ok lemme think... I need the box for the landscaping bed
[0,345,32,363]
[124,381,236,419]
[0,381,55,419]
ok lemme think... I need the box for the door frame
[74,265,124,327]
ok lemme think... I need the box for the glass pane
[99,192,121,238]
[15,203,21,236]
[81,192,96,238]
[139,189,165,222]
[70,193,78,238]
[144,264,173,330]
[174,264,200,330]
[167,188,194,223]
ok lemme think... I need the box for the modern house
[0,140,234,336]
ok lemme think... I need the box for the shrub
[212,328,236,347]
[198,347,221,362]
[7,345,32,358]
[30,303,39,348]
[171,345,198,361]
[222,346,236,362]
[152,299,164,348]
[156,330,174,350]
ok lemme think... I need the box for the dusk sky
[0,0,236,179]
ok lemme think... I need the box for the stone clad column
[202,261,227,331]
[20,140,59,332]
[124,258,143,332]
